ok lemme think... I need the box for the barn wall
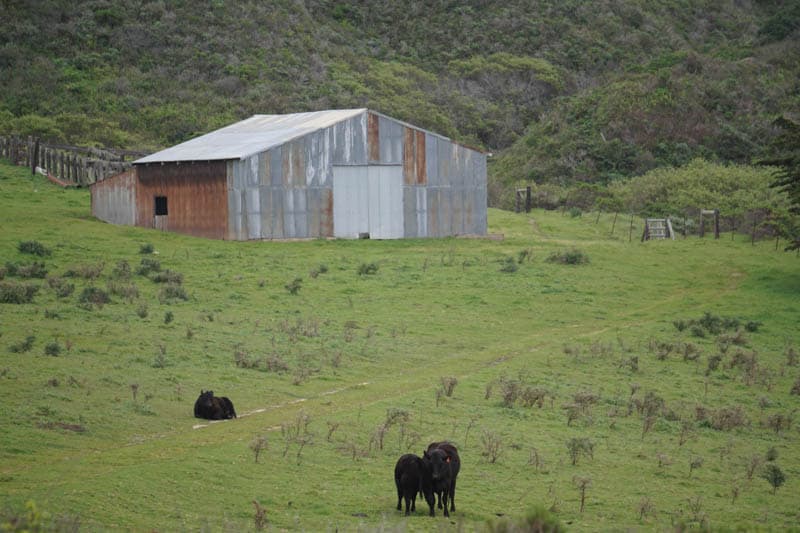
[227,114,368,240]
[136,161,228,239]
[91,169,137,226]
[365,112,487,238]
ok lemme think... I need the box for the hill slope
[1,159,798,530]
[1,1,799,200]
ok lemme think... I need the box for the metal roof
[134,109,368,164]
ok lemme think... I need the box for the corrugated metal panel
[332,113,368,165]
[333,166,369,238]
[135,109,367,164]
[332,165,403,239]
[425,133,439,187]
[368,113,380,163]
[136,161,227,239]
[402,185,428,238]
[368,165,403,239]
[378,115,403,164]
[91,169,137,226]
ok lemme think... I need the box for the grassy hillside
[1,159,798,531]
[1,1,798,199]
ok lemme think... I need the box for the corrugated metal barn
[90,109,487,240]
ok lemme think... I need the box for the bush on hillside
[18,240,51,256]
[546,248,589,265]
[0,281,39,304]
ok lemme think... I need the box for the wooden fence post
[525,186,532,213]
[629,214,635,242]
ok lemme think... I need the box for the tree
[760,116,800,250]
[761,463,786,494]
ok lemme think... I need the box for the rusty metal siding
[127,109,484,241]
[135,161,227,239]
[368,112,380,163]
[91,169,136,226]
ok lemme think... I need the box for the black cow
[422,441,461,517]
[394,454,430,515]
[193,390,237,420]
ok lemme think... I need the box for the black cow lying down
[194,390,237,420]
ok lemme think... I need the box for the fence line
[0,135,149,186]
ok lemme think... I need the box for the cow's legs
[450,479,456,512]
[442,489,450,518]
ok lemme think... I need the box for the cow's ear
[446,456,451,463]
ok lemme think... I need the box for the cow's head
[197,390,214,407]
[423,448,450,481]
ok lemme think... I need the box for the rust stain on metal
[403,127,416,185]
[368,112,380,163]
[321,188,334,237]
[135,161,228,239]
[403,127,427,186]
[415,130,426,185]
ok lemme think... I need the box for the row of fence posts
[0,135,148,186]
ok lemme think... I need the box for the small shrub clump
[158,284,189,303]
[139,243,155,254]
[78,287,111,308]
[499,256,518,273]
[18,240,52,256]
[111,260,132,280]
[357,262,379,276]
[45,341,62,357]
[546,248,589,265]
[0,281,39,304]
[150,269,183,284]
[9,261,48,279]
[47,276,75,298]
[285,278,303,295]
[136,258,161,276]
[9,335,36,353]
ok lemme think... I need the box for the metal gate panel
[333,166,369,238]
[368,165,403,239]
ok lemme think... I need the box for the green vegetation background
[1,160,798,531]
[1,1,799,206]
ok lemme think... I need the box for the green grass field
[1,159,798,531]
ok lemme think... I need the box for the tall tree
[761,116,800,250]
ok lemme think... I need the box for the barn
[90,109,487,240]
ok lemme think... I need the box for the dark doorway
[155,196,168,216]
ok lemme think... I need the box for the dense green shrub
[18,240,51,256]
[44,341,62,356]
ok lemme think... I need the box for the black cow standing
[394,454,430,515]
[422,441,461,517]
[193,390,237,420]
